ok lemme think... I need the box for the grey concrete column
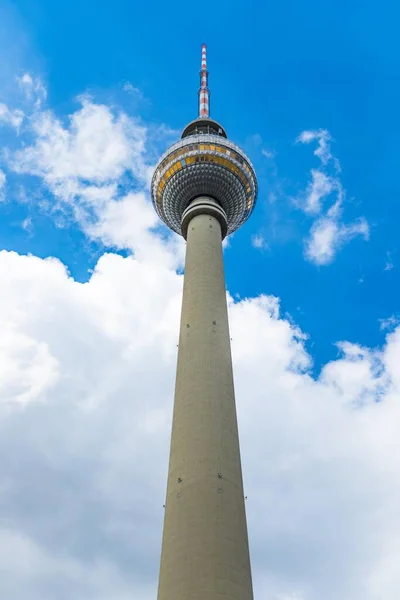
[157,197,254,600]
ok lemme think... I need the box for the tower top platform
[181,118,227,139]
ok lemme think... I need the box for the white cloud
[262,148,275,159]
[296,128,339,169]
[0,320,59,405]
[304,217,338,264]
[21,216,32,231]
[87,190,185,267]
[342,217,370,240]
[122,82,144,102]
[0,528,150,600]
[305,216,369,265]
[380,315,399,331]
[16,72,47,107]
[296,129,368,265]
[301,169,336,214]
[0,102,24,129]
[12,97,148,184]
[252,233,269,250]
[0,250,399,599]
[222,234,232,249]
[2,85,181,268]
[246,134,275,160]
[384,252,394,271]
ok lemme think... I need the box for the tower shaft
[157,198,254,600]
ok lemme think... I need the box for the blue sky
[1,1,400,599]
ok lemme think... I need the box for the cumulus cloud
[0,321,59,404]
[0,250,400,600]
[1,78,183,268]
[296,128,368,265]
[12,97,148,184]
[0,528,152,600]
[87,190,185,268]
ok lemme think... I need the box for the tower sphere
[151,47,258,239]
[151,120,257,238]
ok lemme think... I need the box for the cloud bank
[1,250,400,600]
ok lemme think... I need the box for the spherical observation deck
[151,118,258,238]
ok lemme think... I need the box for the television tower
[151,44,258,600]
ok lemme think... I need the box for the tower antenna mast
[199,44,210,117]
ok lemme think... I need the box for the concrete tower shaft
[157,197,254,600]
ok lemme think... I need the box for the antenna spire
[199,44,210,118]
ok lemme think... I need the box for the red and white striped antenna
[199,44,210,118]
